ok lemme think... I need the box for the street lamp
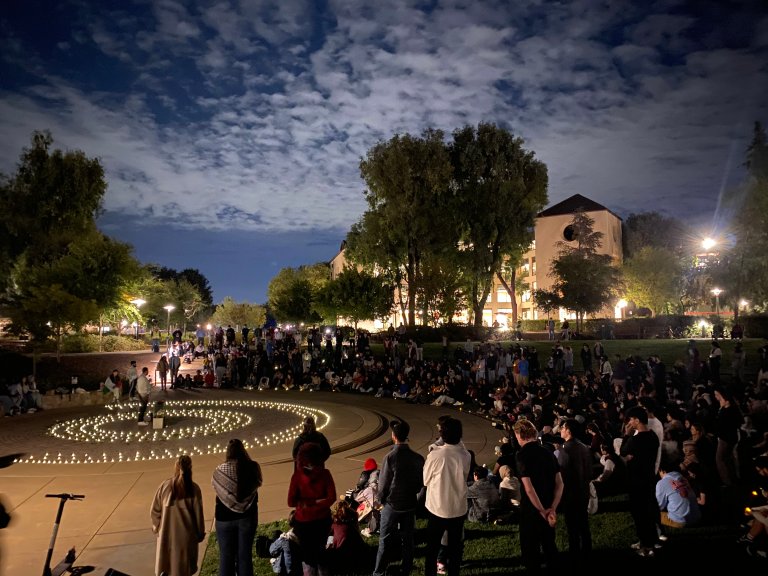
[163,305,175,343]
[711,288,722,316]
[702,237,716,251]
[130,298,146,340]
[617,298,628,320]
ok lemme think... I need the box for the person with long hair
[291,416,331,463]
[150,454,206,576]
[288,442,336,576]
[213,439,263,576]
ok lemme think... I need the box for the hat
[363,458,377,471]
[390,420,410,442]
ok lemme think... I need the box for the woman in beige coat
[151,455,206,576]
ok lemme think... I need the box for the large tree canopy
[267,262,329,324]
[0,132,141,347]
[314,267,393,328]
[351,129,453,326]
[450,123,548,328]
[622,246,682,315]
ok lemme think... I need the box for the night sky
[1,0,766,303]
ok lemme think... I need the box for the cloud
[0,0,766,243]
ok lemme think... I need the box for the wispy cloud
[0,0,766,240]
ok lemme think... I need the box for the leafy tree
[450,123,548,329]
[211,297,266,329]
[548,211,621,332]
[622,246,682,315]
[622,212,688,259]
[0,131,107,292]
[712,121,768,318]
[267,263,329,324]
[532,288,561,319]
[146,265,214,321]
[314,267,393,328]
[352,129,454,326]
[416,251,467,326]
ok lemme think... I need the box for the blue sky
[1,0,766,304]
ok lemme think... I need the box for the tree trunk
[407,246,417,326]
[496,270,518,324]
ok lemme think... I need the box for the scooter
[42,493,92,576]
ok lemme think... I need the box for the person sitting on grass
[656,458,701,529]
[738,455,768,558]
[323,499,372,574]
[467,465,500,523]
[269,511,302,576]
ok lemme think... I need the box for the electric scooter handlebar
[45,494,85,500]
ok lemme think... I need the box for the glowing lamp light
[702,237,716,251]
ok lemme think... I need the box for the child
[324,499,371,574]
[345,458,380,535]
[269,511,302,576]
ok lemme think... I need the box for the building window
[496,289,511,303]
[563,225,577,242]
[522,289,532,303]
[531,257,536,275]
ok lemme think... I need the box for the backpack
[255,534,272,559]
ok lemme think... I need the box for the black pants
[137,395,149,422]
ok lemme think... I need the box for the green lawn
[200,497,762,575]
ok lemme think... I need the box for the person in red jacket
[288,442,336,576]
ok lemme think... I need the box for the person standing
[150,455,205,576]
[559,418,593,568]
[136,367,152,426]
[547,318,555,341]
[713,386,743,487]
[213,438,263,576]
[423,416,471,576]
[169,350,182,388]
[127,360,138,399]
[514,418,564,576]
[156,355,169,391]
[291,416,331,463]
[373,420,425,576]
[287,442,336,576]
[620,406,661,557]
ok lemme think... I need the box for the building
[330,193,623,329]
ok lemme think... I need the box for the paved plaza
[0,379,499,575]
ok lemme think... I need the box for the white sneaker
[361,528,371,538]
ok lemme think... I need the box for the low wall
[41,389,108,410]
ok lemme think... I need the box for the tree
[532,288,561,319]
[0,131,107,292]
[267,263,329,324]
[314,267,393,328]
[211,297,266,329]
[416,251,467,326]
[622,212,688,259]
[147,265,214,322]
[713,121,768,317]
[495,247,529,324]
[450,123,548,328]
[548,211,621,332]
[353,129,454,326]
[622,246,682,315]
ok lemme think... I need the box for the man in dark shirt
[559,418,594,568]
[620,405,661,556]
[373,420,425,576]
[514,418,563,576]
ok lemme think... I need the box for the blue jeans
[373,504,416,576]
[216,513,258,576]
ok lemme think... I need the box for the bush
[60,334,147,353]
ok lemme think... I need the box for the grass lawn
[199,495,762,575]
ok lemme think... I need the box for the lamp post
[711,288,722,316]
[163,305,175,344]
[130,298,146,340]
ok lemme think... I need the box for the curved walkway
[0,387,500,576]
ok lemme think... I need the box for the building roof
[537,193,622,220]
